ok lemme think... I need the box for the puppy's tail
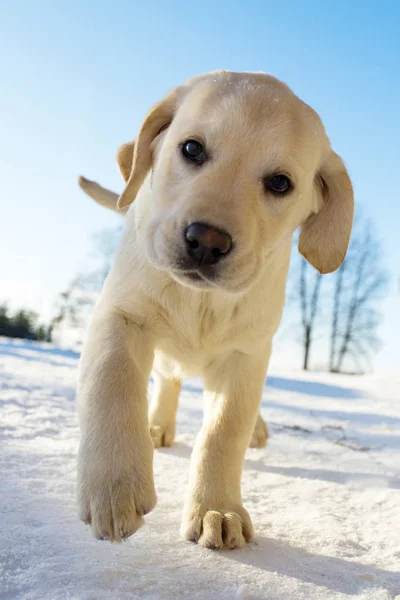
[78,176,128,215]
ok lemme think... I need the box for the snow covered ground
[1,337,399,599]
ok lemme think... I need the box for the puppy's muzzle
[184,222,232,267]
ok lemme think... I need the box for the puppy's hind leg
[249,413,269,448]
[149,358,181,448]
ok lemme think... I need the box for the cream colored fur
[78,175,269,449]
[77,70,353,549]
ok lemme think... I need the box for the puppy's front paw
[77,444,157,542]
[249,414,269,448]
[181,503,254,549]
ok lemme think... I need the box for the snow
[1,337,399,599]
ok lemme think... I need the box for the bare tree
[51,226,122,340]
[285,234,325,370]
[329,258,345,371]
[329,217,388,373]
[299,258,322,370]
[289,213,387,373]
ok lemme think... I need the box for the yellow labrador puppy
[77,71,353,549]
[78,175,270,450]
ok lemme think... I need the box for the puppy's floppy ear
[117,87,182,209]
[117,141,135,183]
[299,151,354,274]
[117,72,222,208]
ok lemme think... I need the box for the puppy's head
[118,71,353,293]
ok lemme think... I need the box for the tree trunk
[330,262,345,371]
[335,244,369,372]
[303,326,311,370]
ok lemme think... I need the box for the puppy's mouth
[181,271,205,282]
[170,267,220,290]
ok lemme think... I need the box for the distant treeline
[0,305,52,342]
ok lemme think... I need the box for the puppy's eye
[181,140,207,165]
[264,174,292,195]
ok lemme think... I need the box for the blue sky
[1,1,399,367]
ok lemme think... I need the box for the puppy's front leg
[181,346,271,549]
[77,310,156,542]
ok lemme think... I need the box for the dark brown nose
[184,222,232,267]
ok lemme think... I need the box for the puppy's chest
[155,294,261,371]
